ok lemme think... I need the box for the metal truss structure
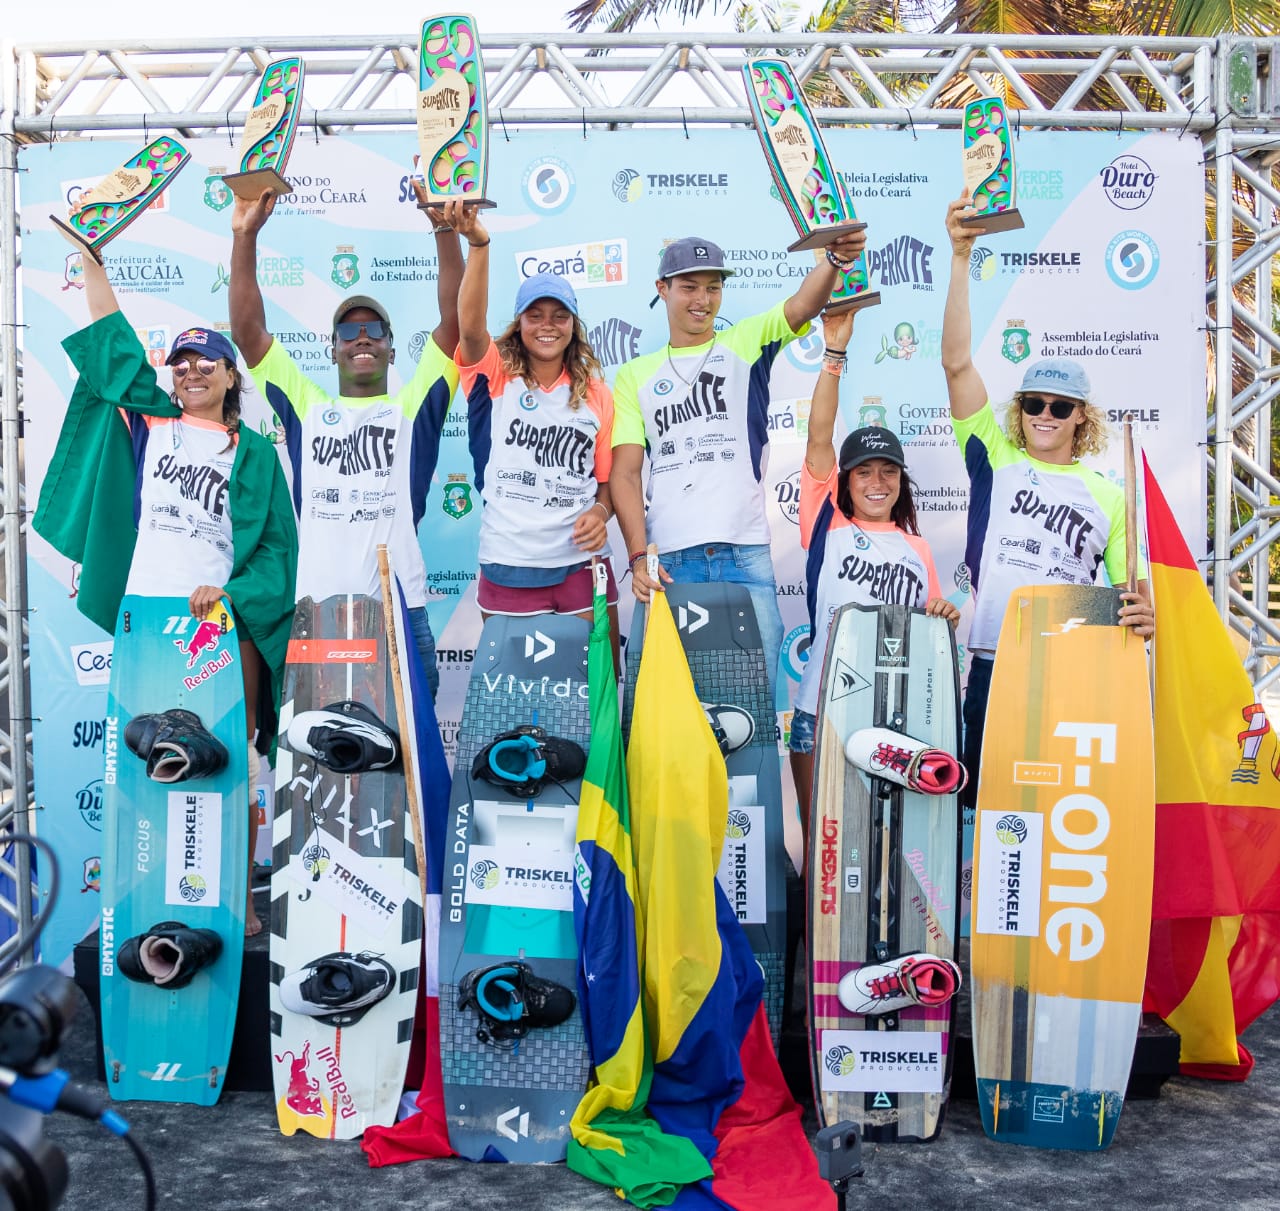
[1,32,1278,948]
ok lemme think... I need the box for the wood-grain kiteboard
[807,603,963,1142]
[439,614,592,1162]
[970,585,1154,1149]
[269,594,422,1139]
[100,595,246,1105]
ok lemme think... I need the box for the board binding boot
[456,960,576,1046]
[701,702,755,756]
[470,725,585,798]
[844,726,967,796]
[278,950,396,1027]
[124,708,230,782]
[117,921,224,989]
[287,700,401,773]
[837,953,962,1015]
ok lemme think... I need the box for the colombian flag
[630,593,825,1209]
[362,586,453,1164]
[1141,456,1280,1077]
[568,569,709,1204]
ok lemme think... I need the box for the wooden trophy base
[222,168,294,200]
[415,196,496,212]
[50,216,104,265]
[788,218,867,253]
[962,207,1024,233]
[825,288,881,315]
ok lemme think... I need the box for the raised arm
[782,225,868,334]
[941,195,990,421]
[422,185,464,358]
[79,252,121,323]
[444,199,491,367]
[805,308,855,482]
[229,190,278,369]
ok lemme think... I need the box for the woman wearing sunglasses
[789,306,960,870]
[941,194,1154,813]
[34,251,297,937]
[443,200,620,665]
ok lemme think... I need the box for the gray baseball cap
[1018,357,1091,402]
[656,237,736,280]
[332,295,392,333]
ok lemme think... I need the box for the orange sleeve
[588,379,614,483]
[455,337,506,398]
[904,532,944,600]
[799,461,839,552]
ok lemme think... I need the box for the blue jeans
[788,708,816,755]
[628,542,783,705]
[408,606,440,702]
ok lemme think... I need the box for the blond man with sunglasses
[941,194,1154,814]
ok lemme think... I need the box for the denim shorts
[788,708,816,754]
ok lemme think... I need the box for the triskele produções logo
[995,814,1029,845]
[470,859,500,891]
[825,1044,857,1076]
[726,809,752,839]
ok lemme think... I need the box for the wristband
[590,501,610,520]
[629,551,647,567]
[431,225,452,235]
[824,347,847,355]
[821,361,845,377]
[468,238,491,248]
[825,248,855,270]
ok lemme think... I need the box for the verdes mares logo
[1099,154,1157,210]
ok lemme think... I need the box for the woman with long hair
[35,250,297,937]
[789,307,959,870]
[443,200,619,663]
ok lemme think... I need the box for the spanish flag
[568,570,709,1204]
[1142,455,1280,1077]
[630,593,825,1208]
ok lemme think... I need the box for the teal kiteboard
[440,614,591,1162]
[99,595,246,1104]
[624,583,789,1040]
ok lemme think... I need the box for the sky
[5,0,745,43]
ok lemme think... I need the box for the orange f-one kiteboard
[970,585,1154,1149]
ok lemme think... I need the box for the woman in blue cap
[443,200,619,661]
[34,250,297,938]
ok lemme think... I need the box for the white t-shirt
[794,463,941,715]
[249,337,459,606]
[458,339,613,569]
[611,301,806,551]
[124,412,236,596]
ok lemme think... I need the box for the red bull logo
[175,620,223,669]
[275,1042,325,1117]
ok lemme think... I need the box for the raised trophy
[744,58,878,313]
[416,13,493,209]
[51,137,191,264]
[960,97,1024,232]
[222,57,306,199]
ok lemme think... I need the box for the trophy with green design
[415,13,494,209]
[743,58,878,313]
[961,97,1024,233]
[51,137,191,264]
[222,57,306,200]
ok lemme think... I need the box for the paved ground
[39,930,1280,1211]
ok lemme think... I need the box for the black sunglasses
[171,357,220,379]
[1020,395,1080,420]
[335,319,388,342]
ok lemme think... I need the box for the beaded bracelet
[825,248,855,270]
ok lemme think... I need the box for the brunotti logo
[1098,155,1157,210]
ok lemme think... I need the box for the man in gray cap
[610,227,867,695]
[941,193,1154,811]
[228,187,463,698]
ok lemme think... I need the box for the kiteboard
[100,595,246,1105]
[269,594,422,1140]
[439,614,592,1162]
[970,584,1154,1149]
[807,603,963,1142]
[623,583,789,1041]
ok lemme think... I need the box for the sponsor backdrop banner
[20,128,1204,966]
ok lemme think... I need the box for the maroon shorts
[476,560,619,616]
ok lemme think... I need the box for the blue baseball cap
[1018,357,1091,402]
[514,272,579,318]
[167,327,237,366]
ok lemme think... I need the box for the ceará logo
[71,642,113,687]
[523,158,575,215]
[1098,155,1157,210]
